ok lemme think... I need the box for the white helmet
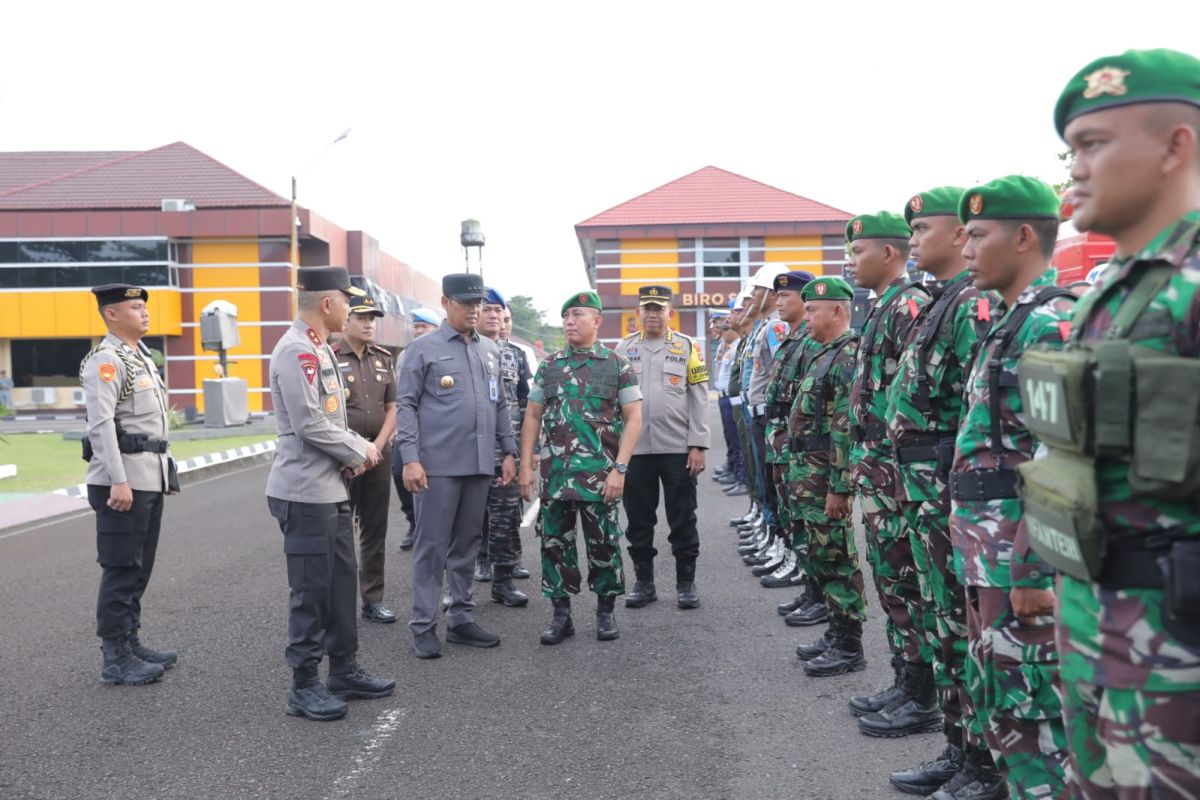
[750,264,789,290]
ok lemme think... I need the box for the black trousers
[267,498,358,671]
[349,449,392,606]
[752,414,780,528]
[622,453,699,581]
[718,395,744,484]
[89,485,164,640]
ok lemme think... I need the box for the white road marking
[324,707,406,799]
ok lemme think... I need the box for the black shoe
[397,524,415,551]
[327,663,396,700]
[858,662,942,738]
[540,597,575,645]
[784,601,829,627]
[361,602,398,624]
[928,753,1006,800]
[803,620,866,677]
[849,654,906,717]
[777,595,807,616]
[446,622,500,648]
[127,629,177,669]
[676,581,700,609]
[413,630,442,659]
[795,627,835,661]
[625,580,657,608]
[596,596,619,641]
[473,561,494,582]
[100,637,164,686]
[491,578,530,607]
[724,484,749,496]
[511,565,531,579]
[287,677,348,721]
[889,743,964,795]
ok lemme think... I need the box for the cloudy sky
[1,1,1192,317]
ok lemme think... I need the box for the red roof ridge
[0,148,145,198]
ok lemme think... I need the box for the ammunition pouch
[1162,540,1200,647]
[949,468,1019,501]
[768,401,792,419]
[1128,353,1200,498]
[850,422,887,443]
[1017,347,1091,455]
[1018,450,1101,581]
[118,434,170,454]
[896,433,956,477]
[788,434,831,453]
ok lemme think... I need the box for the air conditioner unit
[72,388,86,406]
[161,198,196,212]
[30,387,57,405]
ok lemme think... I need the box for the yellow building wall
[188,242,264,412]
[764,235,831,274]
[0,289,182,338]
[619,238,680,296]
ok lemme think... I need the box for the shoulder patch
[906,298,920,318]
[298,353,319,385]
[1057,321,1072,342]
[977,297,991,322]
[773,321,788,339]
[98,363,117,383]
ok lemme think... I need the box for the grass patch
[0,433,273,494]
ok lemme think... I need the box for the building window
[0,238,176,290]
[701,238,741,278]
[10,339,93,386]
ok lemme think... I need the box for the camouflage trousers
[481,473,522,569]
[1059,679,1200,799]
[966,585,1067,799]
[860,491,927,663]
[901,496,975,742]
[537,499,625,598]
[798,496,866,623]
[775,463,808,559]
[736,403,755,494]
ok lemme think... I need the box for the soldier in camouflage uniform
[478,288,531,607]
[787,277,869,677]
[1027,50,1200,799]
[520,291,643,645]
[886,187,996,796]
[758,270,816,592]
[947,176,1075,800]
[843,212,936,739]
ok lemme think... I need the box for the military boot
[928,748,1006,800]
[128,628,177,670]
[848,653,906,717]
[539,597,574,645]
[795,626,835,661]
[785,579,830,626]
[287,665,347,721]
[676,560,700,609]
[490,566,530,607]
[473,557,493,582]
[857,661,942,738]
[100,636,164,686]
[625,562,657,608]
[596,595,619,641]
[326,659,396,700]
[803,619,866,677]
[889,736,964,796]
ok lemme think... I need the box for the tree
[507,295,565,352]
[1053,149,1076,194]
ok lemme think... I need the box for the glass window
[10,338,93,385]
[702,238,742,278]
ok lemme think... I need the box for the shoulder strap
[80,343,141,405]
[914,276,972,375]
[860,280,926,368]
[809,335,856,434]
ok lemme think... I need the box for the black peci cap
[92,284,149,308]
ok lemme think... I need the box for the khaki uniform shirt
[333,342,396,443]
[615,330,710,455]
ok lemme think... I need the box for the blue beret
[411,308,441,326]
[484,287,507,308]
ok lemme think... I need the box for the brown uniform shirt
[333,342,396,441]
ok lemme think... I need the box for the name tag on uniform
[489,376,499,402]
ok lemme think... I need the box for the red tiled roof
[0,142,288,210]
[576,166,853,228]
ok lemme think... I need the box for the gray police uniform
[614,328,710,583]
[266,319,370,672]
[81,332,172,640]
[395,321,516,636]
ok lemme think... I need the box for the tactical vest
[858,280,927,393]
[766,334,807,419]
[790,335,856,453]
[910,275,974,415]
[542,351,620,406]
[1018,262,1200,580]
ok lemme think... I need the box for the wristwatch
[613,462,628,475]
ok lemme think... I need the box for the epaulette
[368,344,393,358]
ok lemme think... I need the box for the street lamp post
[289,128,351,314]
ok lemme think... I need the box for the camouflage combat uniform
[787,330,866,622]
[887,269,993,749]
[951,268,1073,798]
[849,275,930,662]
[764,323,813,557]
[727,328,752,495]
[528,342,641,598]
[483,340,531,569]
[1048,215,1200,798]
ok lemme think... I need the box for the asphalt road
[0,453,935,800]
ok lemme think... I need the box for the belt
[117,434,170,454]
[850,423,887,443]
[896,433,955,464]
[752,403,767,418]
[1098,548,1166,589]
[949,469,1018,501]
[768,402,791,418]
[789,434,831,453]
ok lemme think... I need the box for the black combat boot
[848,653,906,717]
[596,595,619,641]
[803,619,866,677]
[889,731,964,796]
[326,659,396,700]
[795,626,835,661]
[928,747,1006,800]
[128,628,177,669]
[676,560,700,609]
[539,597,574,645]
[625,562,657,608]
[287,665,347,721]
[397,521,415,551]
[857,660,942,738]
[473,557,493,582]
[100,636,164,686]
[491,566,530,607]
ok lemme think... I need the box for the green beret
[1055,48,1200,138]
[801,276,854,301]
[562,290,603,316]
[904,186,966,225]
[958,176,1061,223]
[845,211,911,243]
